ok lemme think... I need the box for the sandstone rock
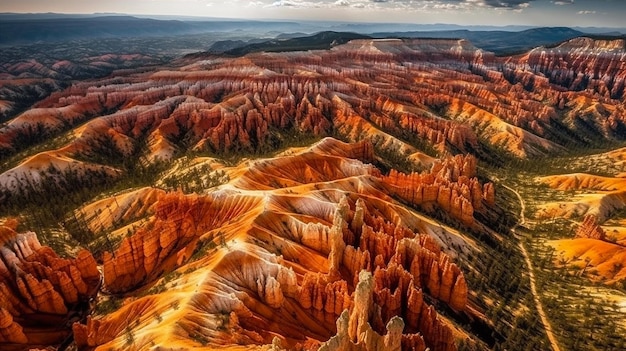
[103,191,261,293]
[6,33,625,351]
[320,267,456,351]
[483,182,496,206]
[450,274,468,312]
[329,209,347,280]
[439,260,456,304]
[69,137,474,351]
[0,221,99,348]
[406,284,424,330]
[258,275,284,308]
[576,214,607,241]
[382,154,491,226]
[519,37,626,100]
[298,273,351,314]
[351,198,366,236]
[349,271,375,343]
[0,308,27,343]
[427,263,441,299]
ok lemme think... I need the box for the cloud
[253,0,569,12]
[432,3,464,10]
[577,10,596,14]
[268,0,298,7]
[481,0,535,8]
[267,0,353,8]
[254,0,543,12]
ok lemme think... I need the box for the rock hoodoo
[0,219,99,346]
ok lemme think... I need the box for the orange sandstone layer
[71,138,491,351]
[3,38,626,198]
[0,219,100,348]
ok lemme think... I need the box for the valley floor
[492,149,626,351]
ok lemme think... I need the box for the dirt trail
[502,183,562,351]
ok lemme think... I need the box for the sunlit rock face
[514,37,626,99]
[2,35,626,350]
[70,138,482,351]
[1,37,623,195]
[536,173,626,284]
[0,219,99,346]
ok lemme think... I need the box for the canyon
[1,32,626,351]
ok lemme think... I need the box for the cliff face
[72,138,479,351]
[0,219,99,346]
[516,38,626,100]
[383,154,493,226]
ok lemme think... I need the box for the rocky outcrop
[0,220,99,346]
[383,154,494,226]
[6,28,626,351]
[319,270,455,351]
[5,35,626,203]
[103,191,262,293]
[390,238,468,312]
[71,139,474,351]
[576,214,607,241]
[517,37,626,100]
[73,297,158,349]
[298,273,352,314]
[0,308,27,343]
[4,33,626,191]
[372,96,480,154]
[318,271,406,351]
[308,190,465,351]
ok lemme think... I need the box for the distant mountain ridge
[222,31,371,56]
[0,16,191,44]
[0,15,302,46]
[371,27,587,55]
[2,13,625,54]
[200,28,624,59]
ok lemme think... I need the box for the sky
[1,0,624,27]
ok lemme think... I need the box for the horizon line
[1,12,626,30]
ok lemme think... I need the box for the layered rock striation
[384,154,494,225]
[4,37,626,198]
[516,37,626,100]
[576,214,607,241]
[3,35,622,350]
[72,138,478,351]
[0,219,99,346]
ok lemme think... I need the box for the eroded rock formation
[0,219,99,346]
[516,38,626,100]
[70,138,475,351]
[383,154,493,225]
[5,37,626,198]
[102,192,263,293]
[4,35,622,350]
[576,214,607,241]
[319,270,455,351]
